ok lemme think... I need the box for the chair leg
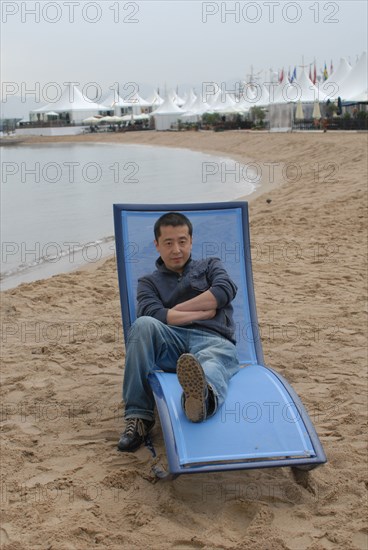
[152,464,179,481]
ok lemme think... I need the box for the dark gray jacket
[137,256,237,343]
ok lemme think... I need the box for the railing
[293,117,368,131]
[18,120,77,128]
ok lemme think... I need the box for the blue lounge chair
[113,202,326,476]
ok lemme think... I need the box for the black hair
[154,212,193,241]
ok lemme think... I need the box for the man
[118,211,240,452]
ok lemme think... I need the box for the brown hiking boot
[177,353,208,423]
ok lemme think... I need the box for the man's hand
[172,289,218,312]
[200,308,217,319]
[167,307,216,326]
[167,289,218,325]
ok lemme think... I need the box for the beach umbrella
[312,101,322,119]
[120,114,135,124]
[295,101,304,120]
[83,116,101,124]
[133,114,150,120]
[46,111,58,117]
[99,116,115,122]
[107,115,122,123]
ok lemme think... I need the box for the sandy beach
[1,130,367,549]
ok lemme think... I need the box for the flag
[288,67,291,81]
[309,65,312,81]
[323,62,328,81]
[290,67,297,82]
[313,63,317,85]
[279,68,284,83]
[330,60,334,75]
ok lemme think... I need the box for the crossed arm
[166,289,218,326]
[137,258,237,327]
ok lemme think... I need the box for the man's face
[155,224,192,273]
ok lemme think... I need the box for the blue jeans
[123,316,240,421]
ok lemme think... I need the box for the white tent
[211,91,243,114]
[301,70,328,102]
[204,84,222,107]
[336,52,368,101]
[187,93,212,115]
[181,88,197,111]
[151,94,187,130]
[349,89,368,103]
[128,92,151,107]
[236,85,259,112]
[101,90,123,110]
[322,57,352,99]
[270,74,295,104]
[102,90,150,115]
[178,91,188,105]
[250,84,270,107]
[274,69,326,103]
[145,89,164,107]
[232,97,252,113]
[182,93,212,121]
[30,85,106,124]
[116,92,150,114]
[268,75,298,130]
[169,89,186,107]
[270,71,327,126]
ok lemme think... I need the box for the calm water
[1,143,258,289]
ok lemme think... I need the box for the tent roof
[181,88,197,110]
[271,74,294,104]
[206,85,222,106]
[293,70,328,102]
[322,57,352,96]
[116,92,150,107]
[32,85,104,113]
[251,84,270,107]
[348,89,368,103]
[212,92,243,113]
[169,89,186,106]
[151,94,187,115]
[270,71,328,103]
[101,91,124,108]
[185,93,212,115]
[336,52,368,101]
[235,85,259,112]
[145,89,164,106]
[102,89,150,107]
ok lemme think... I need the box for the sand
[1,130,367,550]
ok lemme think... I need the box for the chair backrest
[113,202,264,366]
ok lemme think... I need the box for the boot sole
[177,354,207,423]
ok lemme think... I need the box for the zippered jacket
[137,256,238,343]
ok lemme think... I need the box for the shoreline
[3,130,281,203]
[1,131,280,288]
[1,130,367,549]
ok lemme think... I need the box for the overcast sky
[1,0,367,105]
